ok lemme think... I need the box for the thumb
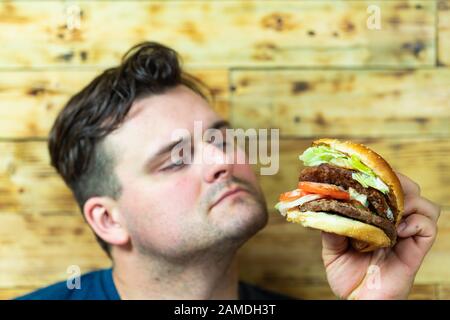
[321,231,349,265]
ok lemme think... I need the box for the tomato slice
[298,181,350,200]
[279,189,311,202]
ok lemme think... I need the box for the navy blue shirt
[14,268,293,300]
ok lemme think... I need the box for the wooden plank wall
[0,0,449,300]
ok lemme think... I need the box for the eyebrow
[209,119,231,131]
[143,119,232,170]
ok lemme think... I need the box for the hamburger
[275,138,404,252]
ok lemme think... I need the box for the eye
[209,137,230,151]
[214,140,227,148]
[160,158,186,172]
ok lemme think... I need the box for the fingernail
[397,222,407,232]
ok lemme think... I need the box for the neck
[111,247,240,300]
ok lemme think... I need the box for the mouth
[209,187,250,210]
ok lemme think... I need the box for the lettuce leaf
[348,188,369,207]
[274,194,324,216]
[352,172,389,194]
[299,146,374,174]
[299,146,348,167]
[299,145,389,194]
[349,154,374,176]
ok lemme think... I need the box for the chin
[213,197,269,244]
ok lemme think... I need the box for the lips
[209,187,249,210]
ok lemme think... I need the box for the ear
[83,197,129,247]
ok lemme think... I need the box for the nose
[201,142,233,183]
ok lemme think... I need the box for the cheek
[164,174,201,210]
[118,174,202,247]
[233,163,259,190]
[233,149,259,184]
[124,174,201,216]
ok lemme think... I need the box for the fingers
[394,171,441,222]
[395,171,421,198]
[397,213,437,247]
[402,196,442,222]
[394,212,437,270]
[321,231,349,266]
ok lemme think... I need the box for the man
[16,42,440,300]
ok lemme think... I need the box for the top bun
[312,138,404,225]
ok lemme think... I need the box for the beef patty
[299,198,396,243]
[299,164,397,221]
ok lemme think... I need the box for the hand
[322,172,441,299]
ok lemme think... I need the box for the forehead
[107,85,220,158]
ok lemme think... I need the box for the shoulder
[238,281,296,300]
[14,268,111,300]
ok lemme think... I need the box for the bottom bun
[285,210,392,252]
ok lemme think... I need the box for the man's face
[107,85,268,261]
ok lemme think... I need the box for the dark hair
[48,42,211,258]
